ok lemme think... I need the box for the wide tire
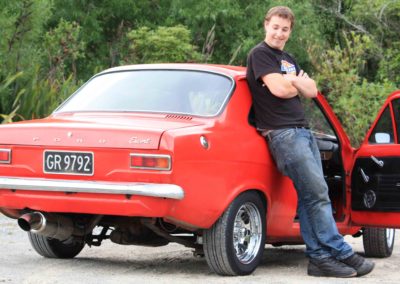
[203,191,266,276]
[28,232,85,259]
[363,227,395,258]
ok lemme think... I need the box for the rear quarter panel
[161,78,299,234]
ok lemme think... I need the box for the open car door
[351,90,400,228]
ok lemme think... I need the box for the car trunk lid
[0,113,203,149]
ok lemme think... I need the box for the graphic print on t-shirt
[281,60,296,75]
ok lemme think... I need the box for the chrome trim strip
[0,177,184,200]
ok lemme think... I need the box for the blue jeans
[267,128,353,260]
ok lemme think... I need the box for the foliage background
[0,0,399,146]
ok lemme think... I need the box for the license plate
[44,151,94,175]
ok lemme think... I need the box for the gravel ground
[0,214,399,284]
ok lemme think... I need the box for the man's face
[264,15,292,50]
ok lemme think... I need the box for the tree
[126,25,201,63]
[0,0,398,133]
[0,0,51,117]
[309,32,396,146]
[312,0,400,83]
[44,19,85,82]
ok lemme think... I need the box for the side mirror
[374,132,391,144]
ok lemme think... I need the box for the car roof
[99,63,246,79]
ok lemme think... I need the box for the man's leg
[268,128,353,258]
[290,132,353,259]
[268,128,357,277]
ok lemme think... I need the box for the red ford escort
[0,64,398,275]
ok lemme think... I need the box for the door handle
[371,155,384,167]
[360,168,369,183]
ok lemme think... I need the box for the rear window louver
[165,114,193,120]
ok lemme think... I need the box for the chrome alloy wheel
[203,191,266,275]
[233,202,263,264]
[386,228,395,248]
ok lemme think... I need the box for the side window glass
[368,106,394,144]
[301,98,337,140]
[392,99,400,143]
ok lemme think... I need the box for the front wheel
[203,191,266,275]
[363,227,395,258]
[28,232,85,258]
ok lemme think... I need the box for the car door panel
[351,92,400,228]
[352,156,400,211]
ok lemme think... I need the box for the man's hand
[261,73,298,99]
[284,70,318,98]
[261,70,317,99]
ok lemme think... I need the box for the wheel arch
[227,188,269,218]
[252,189,268,213]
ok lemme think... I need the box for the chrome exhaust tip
[18,212,74,241]
[18,212,45,231]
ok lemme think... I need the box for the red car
[0,64,399,275]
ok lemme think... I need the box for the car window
[56,70,234,117]
[392,99,400,143]
[368,106,394,144]
[301,98,337,141]
[391,99,400,143]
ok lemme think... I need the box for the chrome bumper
[0,177,184,200]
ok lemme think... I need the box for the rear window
[56,70,234,117]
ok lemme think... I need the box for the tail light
[130,154,171,171]
[0,149,11,164]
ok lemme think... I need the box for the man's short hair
[265,6,295,29]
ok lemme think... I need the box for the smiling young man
[246,6,374,278]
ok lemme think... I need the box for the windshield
[56,70,234,116]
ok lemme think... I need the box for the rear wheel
[203,191,266,275]
[363,227,395,258]
[28,232,85,258]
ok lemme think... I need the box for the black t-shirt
[246,41,308,130]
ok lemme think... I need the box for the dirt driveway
[0,215,399,284]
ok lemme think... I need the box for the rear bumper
[0,177,184,200]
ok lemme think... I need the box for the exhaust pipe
[18,212,74,241]
[0,208,21,219]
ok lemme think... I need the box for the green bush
[0,70,79,123]
[18,71,79,120]
[126,25,201,64]
[309,32,397,146]
[0,73,25,123]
